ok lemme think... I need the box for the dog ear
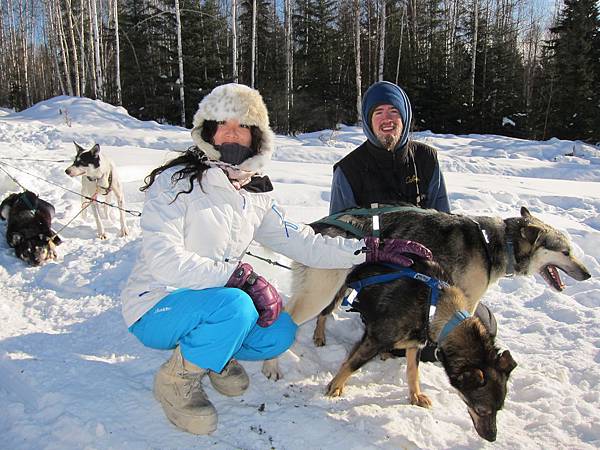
[496,350,517,375]
[9,232,22,246]
[521,224,543,244]
[520,206,532,219]
[90,144,100,156]
[456,368,486,390]
[74,141,85,154]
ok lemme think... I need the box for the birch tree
[232,0,238,82]
[251,0,256,87]
[113,0,121,104]
[65,0,81,96]
[354,0,362,122]
[378,0,385,81]
[90,0,103,99]
[174,0,185,125]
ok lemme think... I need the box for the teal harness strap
[314,205,434,239]
[437,310,471,343]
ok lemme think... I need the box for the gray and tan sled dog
[65,142,129,239]
[261,206,591,424]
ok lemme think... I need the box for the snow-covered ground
[0,96,599,450]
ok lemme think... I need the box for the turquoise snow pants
[129,287,298,372]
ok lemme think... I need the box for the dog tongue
[542,265,565,291]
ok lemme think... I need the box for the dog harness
[86,171,113,195]
[342,265,471,345]
[314,204,433,239]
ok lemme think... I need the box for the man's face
[371,104,404,151]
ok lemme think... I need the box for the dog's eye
[562,250,570,256]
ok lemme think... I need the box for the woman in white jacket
[121,83,430,435]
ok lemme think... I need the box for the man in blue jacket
[330,81,450,214]
[330,81,496,362]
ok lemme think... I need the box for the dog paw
[261,359,282,381]
[98,233,107,240]
[119,228,129,237]
[313,333,326,347]
[410,392,432,408]
[379,351,393,361]
[326,382,344,397]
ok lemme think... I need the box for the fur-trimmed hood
[191,83,275,173]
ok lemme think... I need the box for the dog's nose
[65,169,69,175]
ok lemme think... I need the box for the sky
[0,96,599,450]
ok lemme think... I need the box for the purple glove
[363,236,432,266]
[226,263,282,327]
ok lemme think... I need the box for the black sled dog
[0,191,62,266]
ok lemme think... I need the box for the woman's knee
[222,288,259,325]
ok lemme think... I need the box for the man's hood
[361,81,412,152]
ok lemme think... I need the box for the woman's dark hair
[140,120,263,198]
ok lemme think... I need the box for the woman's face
[213,119,252,147]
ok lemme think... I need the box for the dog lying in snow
[0,191,62,266]
[65,142,129,239]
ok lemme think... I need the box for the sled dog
[262,206,590,377]
[1,190,62,266]
[327,257,516,442]
[65,142,129,239]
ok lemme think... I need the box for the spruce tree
[543,0,600,141]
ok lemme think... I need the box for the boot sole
[154,390,218,435]
[208,378,249,397]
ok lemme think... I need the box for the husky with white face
[65,142,129,239]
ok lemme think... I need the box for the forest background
[1,0,599,142]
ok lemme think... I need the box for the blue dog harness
[342,265,471,344]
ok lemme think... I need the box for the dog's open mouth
[539,264,565,291]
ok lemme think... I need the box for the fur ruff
[191,84,274,173]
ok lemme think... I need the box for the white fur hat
[191,83,274,173]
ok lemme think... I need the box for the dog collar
[437,310,471,344]
[87,172,113,195]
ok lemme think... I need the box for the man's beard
[375,131,401,151]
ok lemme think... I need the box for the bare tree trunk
[113,0,121,104]
[354,0,362,122]
[65,0,81,96]
[45,0,66,95]
[395,5,405,84]
[378,0,385,81]
[251,0,257,87]
[80,0,87,94]
[174,0,185,125]
[470,0,478,107]
[55,0,75,96]
[18,0,31,105]
[232,0,238,82]
[284,0,292,131]
[91,0,103,99]
[88,0,97,97]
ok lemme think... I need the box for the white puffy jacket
[121,167,366,327]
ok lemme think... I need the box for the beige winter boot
[208,359,250,397]
[153,347,218,434]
